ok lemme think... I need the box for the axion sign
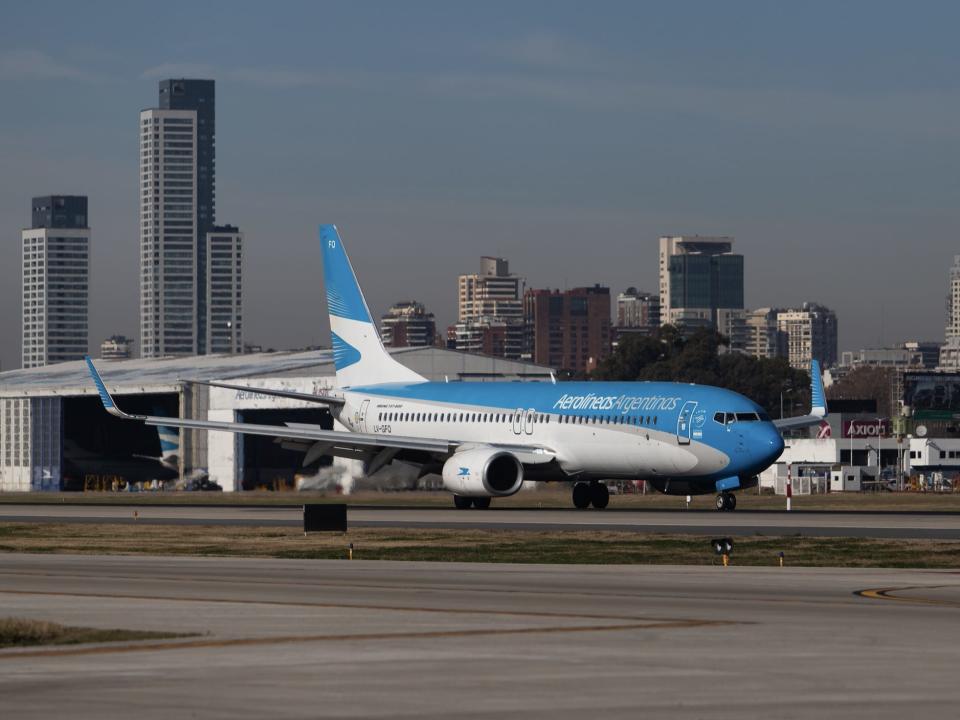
[842,419,890,438]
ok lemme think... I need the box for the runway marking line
[855,586,960,609]
[0,618,732,661]
[0,587,735,626]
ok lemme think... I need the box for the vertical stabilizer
[320,225,426,388]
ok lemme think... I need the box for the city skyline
[3,2,960,369]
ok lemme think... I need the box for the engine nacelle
[442,448,524,497]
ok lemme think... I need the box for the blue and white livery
[86,225,827,511]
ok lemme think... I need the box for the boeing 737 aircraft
[85,225,827,511]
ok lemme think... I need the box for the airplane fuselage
[338,379,785,495]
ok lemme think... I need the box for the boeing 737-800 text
[86,225,826,510]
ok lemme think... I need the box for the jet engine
[441,448,524,497]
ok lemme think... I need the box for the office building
[900,341,940,370]
[100,336,134,360]
[141,79,242,358]
[380,301,437,348]
[658,235,743,332]
[206,227,243,354]
[525,285,611,375]
[777,303,839,369]
[21,196,90,368]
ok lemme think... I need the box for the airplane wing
[773,359,828,432]
[85,358,556,465]
[183,379,345,407]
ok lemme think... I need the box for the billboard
[902,372,960,420]
[842,419,891,438]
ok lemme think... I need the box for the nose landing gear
[715,492,737,511]
[572,481,610,509]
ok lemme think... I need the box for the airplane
[62,417,179,490]
[84,224,827,511]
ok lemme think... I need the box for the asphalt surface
[0,553,958,718]
[3,503,960,538]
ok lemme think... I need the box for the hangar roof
[0,348,554,398]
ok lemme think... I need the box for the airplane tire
[715,494,726,511]
[473,497,491,510]
[725,493,737,511]
[590,482,610,509]
[453,495,473,510]
[572,482,591,509]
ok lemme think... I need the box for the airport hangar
[0,348,554,492]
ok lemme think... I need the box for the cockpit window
[736,412,761,422]
[714,412,724,424]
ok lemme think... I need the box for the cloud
[0,49,101,82]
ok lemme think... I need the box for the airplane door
[358,399,370,433]
[512,408,523,435]
[676,401,697,445]
[525,408,536,435]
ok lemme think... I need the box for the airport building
[0,348,553,492]
[21,196,90,369]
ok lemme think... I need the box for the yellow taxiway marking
[855,586,960,609]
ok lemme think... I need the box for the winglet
[85,356,143,420]
[810,359,827,418]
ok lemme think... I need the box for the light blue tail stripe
[811,360,826,410]
[331,331,362,370]
[85,356,114,409]
[320,225,372,323]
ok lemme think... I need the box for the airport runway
[3,503,960,538]
[0,553,958,718]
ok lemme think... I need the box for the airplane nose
[763,425,785,464]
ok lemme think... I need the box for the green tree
[594,326,809,417]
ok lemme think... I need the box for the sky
[1,1,959,371]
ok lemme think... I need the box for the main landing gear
[453,495,491,510]
[715,492,737,511]
[572,481,609,510]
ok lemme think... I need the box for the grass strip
[1,489,958,512]
[0,522,958,568]
[0,617,189,649]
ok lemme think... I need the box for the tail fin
[154,408,180,470]
[810,359,827,418]
[320,225,426,388]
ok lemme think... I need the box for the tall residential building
[100,335,134,360]
[21,196,90,368]
[453,319,526,358]
[206,227,243,354]
[658,236,743,332]
[456,256,525,358]
[777,303,838,369]
[616,288,660,331]
[380,301,437,348]
[744,308,786,360]
[140,79,242,358]
[458,256,523,323]
[525,285,611,375]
